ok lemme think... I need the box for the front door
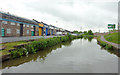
[31,31,34,36]
[46,28,48,36]
[1,28,5,37]
[20,24,23,36]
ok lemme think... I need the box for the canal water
[1,38,118,73]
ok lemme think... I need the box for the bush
[106,45,113,50]
[10,34,78,59]
[100,42,107,47]
[10,48,27,58]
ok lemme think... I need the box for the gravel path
[101,36,120,49]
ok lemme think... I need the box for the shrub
[10,34,79,59]
[10,48,26,58]
[106,45,113,50]
[100,42,107,47]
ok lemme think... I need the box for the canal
[1,38,118,73]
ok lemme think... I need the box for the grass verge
[97,36,113,50]
[0,34,83,59]
[0,41,29,56]
[104,32,120,44]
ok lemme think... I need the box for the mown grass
[104,32,120,44]
[0,41,29,56]
[97,36,113,50]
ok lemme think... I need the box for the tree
[84,31,87,35]
[73,30,79,34]
[78,31,82,34]
[88,30,93,35]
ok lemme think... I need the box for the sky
[0,0,119,32]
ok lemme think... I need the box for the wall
[1,21,20,37]
[1,20,39,37]
[35,26,39,36]
[0,21,1,37]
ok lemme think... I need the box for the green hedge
[10,34,79,58]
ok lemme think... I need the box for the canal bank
[1,38,118,73]
[0,34,83,62]
[97,35,120,57]
[97,36,120,50]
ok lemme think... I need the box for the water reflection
[83,36,94,42]
[1,40,72,69]
[88,37,93,42]
[1,39,118,73]
[97,41,120,57]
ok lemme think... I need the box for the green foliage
[104,32,119,44]
[88,30,93,35]
[100,42,107,47]
[10,48,27,58]
[10,35,78,58]
[84,31,88,35]
[97,36,113,50]
[73,30,79,34]
[73,30,82,34]
[105,45,113,50]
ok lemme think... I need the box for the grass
[0,41,29,56]
[97,36,113,50]
[104,32,120,44]
[83,35,94,37]
[0,34,83,59]
[10,34,78,58]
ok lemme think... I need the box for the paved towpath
[0,36,61,44]
[101,36,120,49]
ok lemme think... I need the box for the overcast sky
[0,0,119,32]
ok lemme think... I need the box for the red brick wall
[1,20,39,37]
[23,24,31,36]
[2,21,19,37]
[35,26,39,36]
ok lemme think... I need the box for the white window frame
[2,21,7,24]
[31,26,33,28]
[27,25,29,27]
[23,24,26,27]
[7,29,11,34]
[17,23,20,26]
[11,22,15,25]
[16,29,20,34]
[27,30,29,34]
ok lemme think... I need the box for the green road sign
[108,24,115,29]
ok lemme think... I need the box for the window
[11,22,15,25]
[31,26,33,28]
[17,23,20,26]
[2,21,7,24]
[23,24,26,27]
[16,29,20,34]
[27,30,29,34]
[7,29,11,34]
[27,25,29,27]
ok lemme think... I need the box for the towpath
[101,36,120,49]
[0,36,62,43]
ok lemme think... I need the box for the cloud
[0,0,118,32]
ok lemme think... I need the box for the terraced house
[0,11,72,37]
[0,11,39,37]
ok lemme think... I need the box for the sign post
[108,24,115,33]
